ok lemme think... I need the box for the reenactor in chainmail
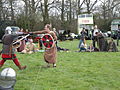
[0,33,26,70]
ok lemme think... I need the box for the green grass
[0,40,120,90]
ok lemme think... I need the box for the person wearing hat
[0,34,27,70]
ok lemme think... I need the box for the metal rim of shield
[41,34,54,49]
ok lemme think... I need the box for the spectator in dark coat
[97,32,108,51]
[78,28,87,49]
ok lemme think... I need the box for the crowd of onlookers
[77,25,119,52]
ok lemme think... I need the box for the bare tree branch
[106,2,120,11]
[78,0,85,8]
[90,0,98,11]
[48,1,55,6]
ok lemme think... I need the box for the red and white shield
[41,34,54,49]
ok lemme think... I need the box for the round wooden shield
[41,34,54,49]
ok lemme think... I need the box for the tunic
[44,31,57,64]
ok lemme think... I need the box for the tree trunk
[31,0,36,14]
[42,0,49,25]
[61,0,64,29]
[86,0,91,14]
[24,0,29,16]
[69,0,72,23]
[0,0,2,20]
[9,0,14,20]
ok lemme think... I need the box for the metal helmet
[0,68,16,89]
[5,27,12,34]
[5,27,12,31]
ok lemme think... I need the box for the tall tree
[41,0,56,25]
[23,0,29,16]
[8,0,15,20]
[43,0,50,24]
[61,0,65,26]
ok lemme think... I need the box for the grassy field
[0,40,120,90]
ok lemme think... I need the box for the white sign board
[111,25,118,30]
[78,14,94,25]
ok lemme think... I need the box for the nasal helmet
[0,68,16,89]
